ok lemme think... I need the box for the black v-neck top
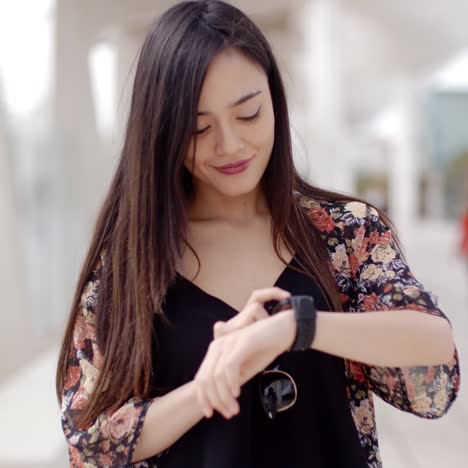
[148,257,367,467]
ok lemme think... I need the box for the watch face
[264,300,279,314]
[265,296,315,316]
[268,297,293,315]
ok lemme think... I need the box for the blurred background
[0,0,467,466]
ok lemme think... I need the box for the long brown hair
[56,0,398,427]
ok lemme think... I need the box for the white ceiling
[342,0,468,121]
[76,0,468,124]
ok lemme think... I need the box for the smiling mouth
[216,156,254,169]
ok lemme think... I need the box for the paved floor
[0,220,466,467]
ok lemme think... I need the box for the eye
[194,125,210,135]
[238,106,261,121]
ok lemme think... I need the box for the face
[184,48,275,199]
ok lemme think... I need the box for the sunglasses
[258,366,297,421]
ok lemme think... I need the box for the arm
[308,309,454,367]
[191,202,460,421]
[132,382,204,462]
[336,202,460,418]
[227,301,458,422]
[189,302,455,421]
[62,266,205,465]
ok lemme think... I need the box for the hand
[194,309,295,420]
[213,287,291,339]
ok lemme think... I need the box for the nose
[214,122,246,157]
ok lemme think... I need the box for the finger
[196,382,213,418]
[215,288,292,338]
[202,376,225,419]
[219,303,258,335]
[223,339,252,386]
[219,300,273,337]
[246,287,291,309]
[198,340,239,419]
[195,341,224,418]
[213,321,226,339]
[224,359,241,400]
[213,357,240,419]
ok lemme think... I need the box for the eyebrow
[197,90,262,116]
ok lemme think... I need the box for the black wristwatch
[267,295,317,351]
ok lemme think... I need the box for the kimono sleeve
[345,202,460,419]
[60,257,154,466]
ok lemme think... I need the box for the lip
[217,156,253,170]
[214,155,254,175]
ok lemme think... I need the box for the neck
[186,187,269,225]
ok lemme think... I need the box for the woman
[56,1,460,467]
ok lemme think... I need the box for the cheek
[255,110,275,152]
[183,142,209,179]
[184,140,198,172]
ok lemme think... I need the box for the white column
[296,0,353,193]
[54,0,108,326]
[388,79,420,233]
[0,110,32,378]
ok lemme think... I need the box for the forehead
[198,48,268,110]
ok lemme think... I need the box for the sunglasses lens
[259,372,296,419]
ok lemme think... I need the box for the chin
[215,177,262,198]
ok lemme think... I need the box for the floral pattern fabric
[303,198,460,467]
[60,197,460,467]
[61,257,155,467]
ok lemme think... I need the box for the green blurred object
[427,91,468,169]
[445,150,468,217]
[355,172,389,213]
[427,91,468,217]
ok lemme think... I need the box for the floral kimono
[60,198,460,467]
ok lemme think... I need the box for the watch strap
[289,295,317,352]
